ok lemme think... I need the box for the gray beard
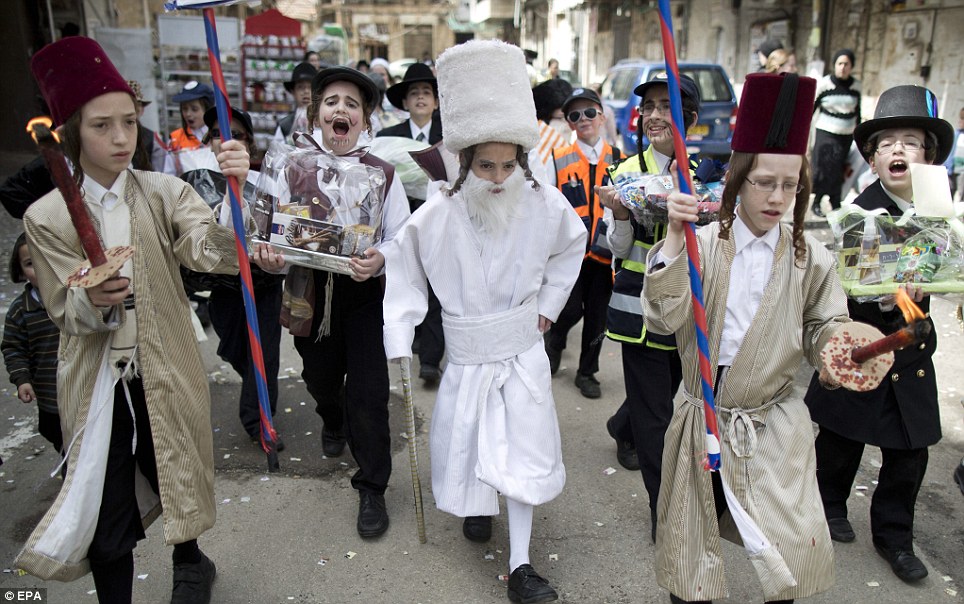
[461,169,526,234]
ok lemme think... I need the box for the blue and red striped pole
[202,8,280,471]
[656,0,721,471]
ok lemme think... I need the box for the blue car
[599,60,737,159]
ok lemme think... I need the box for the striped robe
[17,170,238,581]
[383,182,585,515]
[643,222,849,601]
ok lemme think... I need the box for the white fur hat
[436,40,540,153]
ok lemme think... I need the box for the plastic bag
[613,172,722,230]
[828,203,964,302]
[251,139,387,274]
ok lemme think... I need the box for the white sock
[506,497,533,573]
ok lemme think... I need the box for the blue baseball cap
[172,81,215,104]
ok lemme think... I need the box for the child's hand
[596,185,630,220]
[349,248,384,282]
[87,275,131,307]
[538,315,553,333]
[665,160,700,234]
[899,282,926,303]
[216,139,250,185]
[251,243,286,272]
[17,383,36,403]
[817,365,842,390]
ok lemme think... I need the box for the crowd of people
[0,29,960,604]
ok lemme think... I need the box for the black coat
[805,180,942,449]
[376,114,443,145]
[0,156,54,219]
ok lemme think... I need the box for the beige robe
[643,223,849,601]
[17,170,238,581]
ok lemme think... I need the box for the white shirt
[83,170,131,279]
[718,214,779,366]
[408,120,431,143]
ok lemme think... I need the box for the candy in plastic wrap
[340,224,376,256]
[615,173,721,229]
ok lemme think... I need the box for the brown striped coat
[17,170,238,580]
[643,222,849,601]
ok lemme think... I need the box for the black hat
[532,79,573,122]
[758,39,783,59]
[633,72,701,107]
[284,62,317,92]
[561,87,602,114]
[853,84,954,164]
[202,106,254,141]
[386,63,437,110]
[312,66,380,111]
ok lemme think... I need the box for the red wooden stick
[851,320,931,364]
[27,118,107,266]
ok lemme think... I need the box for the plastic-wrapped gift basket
[250,141,387,275]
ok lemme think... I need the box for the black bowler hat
[311,66,380,111]
[386,63,437,110]
[284,62,317,92]
[853,84,954,164]
[634,72,701,107]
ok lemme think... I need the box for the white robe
[383,180,585,516]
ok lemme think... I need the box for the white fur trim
[436,40,539,153]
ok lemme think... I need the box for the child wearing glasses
[193,107,286,451]
[545,87,620,399]
[804,85,954,584]
[644,73,853,603]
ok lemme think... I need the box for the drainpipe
[46,0,56,40]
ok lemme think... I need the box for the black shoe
[811,201,825,218]
[462,515,492,542]
[321,426,346,457]
[874,543,928,582]
[419,363,442,385]
[827,517,855,542]
[250,433,285,453]
[357,491,389,538]
[171,552,216,604]
[574,373,601,399]
[954,457,964,495]
[507,564,558,603]
[669,595,710,604]
[605,416,639,471]
[545,343,561,376]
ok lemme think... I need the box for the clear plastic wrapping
[828,204,964,302]
[251,143,387,274]
[613,172,722,230]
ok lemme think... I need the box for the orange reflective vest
[553,141,619,264]
[169,127,203,153]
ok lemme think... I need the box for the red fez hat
[731,73,816,155]
[30,37,134,127]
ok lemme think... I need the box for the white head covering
[436,40,539,153]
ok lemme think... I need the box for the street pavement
[0,153,961,603]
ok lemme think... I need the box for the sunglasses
[566,107,600,122]
[209,128,249,142]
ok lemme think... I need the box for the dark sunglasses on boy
[207,128,248,143]
[566,107,600,123]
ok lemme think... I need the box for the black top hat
[853,84,954,164]
[202,107,254,140]
[386,63,437,110]
[312,66,380,112]
[561,87,603,114]
[634,72,701,107]
[285,62,317,92]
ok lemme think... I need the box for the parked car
[599,60,737,159]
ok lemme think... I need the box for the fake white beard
[461,168,526,234]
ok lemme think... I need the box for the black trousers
[418,283,445,369]
[814,426,928,551]
[209,281,284,437]
[294,272,391,494]
[88,377,159,563]
[610,342,682,512]
[547,258,613,376]
[38,408,64,454]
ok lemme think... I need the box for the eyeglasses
[641,101,672,116]
[566,107,600,122]
[209,128,248,142]
[875,138,924,154]
[745,178,804,196]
